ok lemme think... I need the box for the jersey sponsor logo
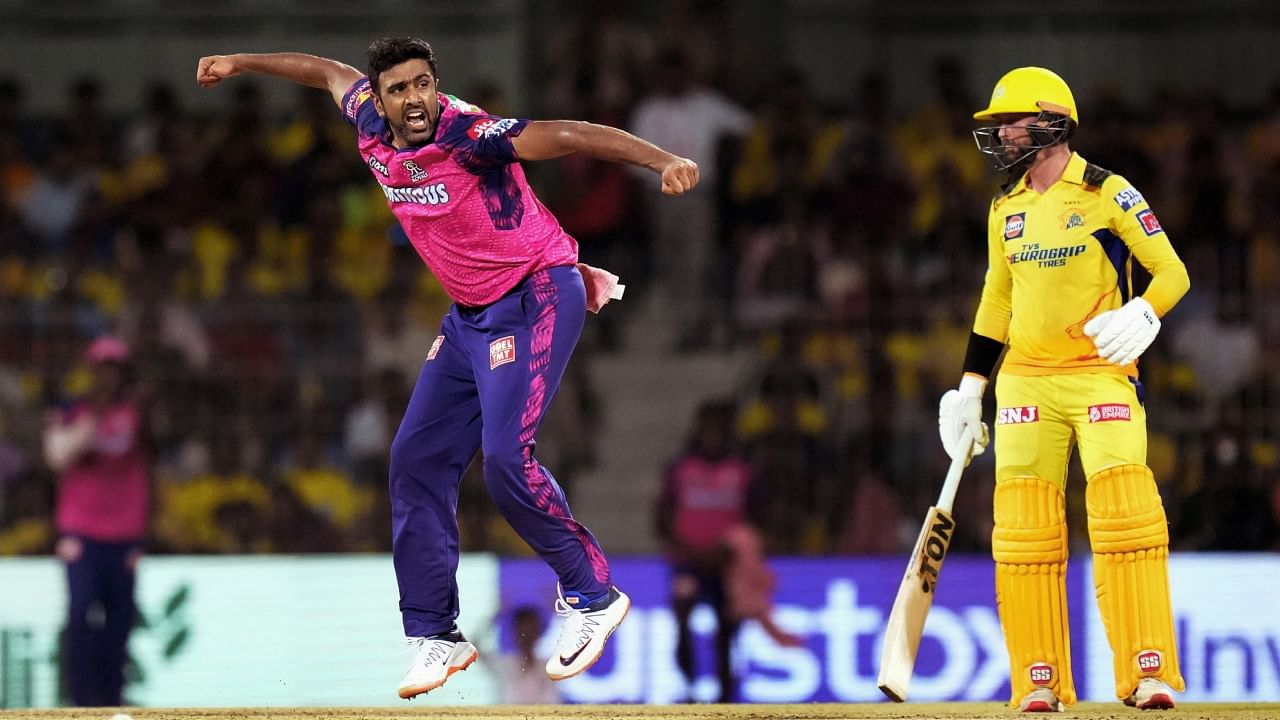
[489,335,516,369]
[1029,663,1054,686]
[1007,243,1088,266]
[1062,211,1084,230]
[1004,212,1026,240]
[1136,208,1163,236]
[402,160,429,183]
[997,406,1039,424]
[344,82,372,120]
[1137,649,1163,673]
[467,117,519,140]
[1088,403,1131,422]
[367,155,389,177]
[426,335,444,361]
[445,94,483,113]
[379,182,450,206]
[1114,186,1145,212]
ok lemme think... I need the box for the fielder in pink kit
[196,37,700,699]
[44,336,149,707]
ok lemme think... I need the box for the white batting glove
[938,375,989,461]
[1084,296,1160,366]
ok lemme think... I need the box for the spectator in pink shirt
[43,335,149,707]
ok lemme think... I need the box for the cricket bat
[877,438,974,702]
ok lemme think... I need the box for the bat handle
[935,432,975,513]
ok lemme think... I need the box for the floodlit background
[1,0,1278,709]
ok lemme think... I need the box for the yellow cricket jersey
[974,152,1189,377]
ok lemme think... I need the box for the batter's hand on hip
[939,375,989,461]
[1084,296,1160,366]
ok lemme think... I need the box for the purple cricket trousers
[390,265,611,637]
[64,537,137,706]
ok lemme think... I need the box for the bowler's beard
[391,108,438,147]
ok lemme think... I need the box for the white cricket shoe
[397,629,478,699]
[1018,687,1064,712]
[1124,678,1176,710]
[544,586,630,680]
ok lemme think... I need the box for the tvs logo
[426,335,444,361]
[489,335,516,369]
[1007,244,1088,266]
[1137,650,1163,673]
[1136,208,1163,236]
[1004,212,1026,240]
[997,406,1039,424]
[367,155,389,177]
[1114,186,1145,212]
[402,160,429,183]
[1088,403,1131,423]
[1029,663,1054,686]
[467,117,519,140]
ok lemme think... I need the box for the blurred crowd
[3,10,1280,557]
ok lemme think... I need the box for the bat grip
[935,431,975,513]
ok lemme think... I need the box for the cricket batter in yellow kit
[937,67,1190,712]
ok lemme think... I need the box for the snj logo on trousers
[426,335,444,361]
[1088,403,1131,422]
[997,406,1039,424]
[1029,662,1054,686]
[489,336,516,369]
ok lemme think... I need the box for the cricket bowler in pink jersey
[196,37,699,699]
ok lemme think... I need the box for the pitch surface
[2,704,1277,720]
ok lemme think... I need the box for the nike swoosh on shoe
[558,643,590,667]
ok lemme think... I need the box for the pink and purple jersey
[341,79,578,306]
[663,455,755,552]
[55,400,149,542]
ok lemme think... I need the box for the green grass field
[2,705,1278,720]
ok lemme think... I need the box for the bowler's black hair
[366,36,438,91]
